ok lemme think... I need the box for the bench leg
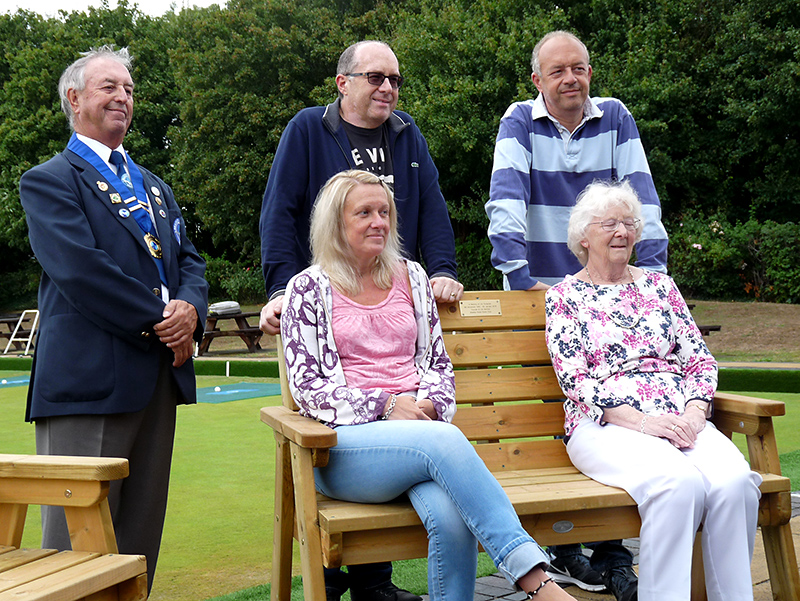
[0,502,27,548]
[272,435,295,601]
[65,499,118,554]
[762,523,800,601]
[290,443,327,601]
[691,534,708,601]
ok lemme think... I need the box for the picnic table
[0,314,31,353]
[198,311,263,355]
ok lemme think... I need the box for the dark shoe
[602,565,638,601]
[546,553,606,592]
[350,582,422,601]
[326,588,343,601]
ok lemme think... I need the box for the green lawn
[2,372,799,600]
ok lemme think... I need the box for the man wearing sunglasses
[259,40,461,601]
[260,40,462,342]
[485,31,670,601]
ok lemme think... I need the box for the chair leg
[761,523,800,601]
[272,435,295,601]
[290,443,327,601]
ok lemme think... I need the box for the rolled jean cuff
[496,540,550,586]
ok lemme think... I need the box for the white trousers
[567,419,762,601]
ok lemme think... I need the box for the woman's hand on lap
[416,398,438,420]
[387,395,432,420]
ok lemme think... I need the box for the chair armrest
[261,406,338,449]
[0,454,128,507]
[0,454,129,481]
[0,454,128,552]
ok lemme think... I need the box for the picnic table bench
[262,290,800,601]
[198,311,263,355]
[686,304,722,337]
[0,453,147,600]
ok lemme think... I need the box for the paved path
[420,493,800,601]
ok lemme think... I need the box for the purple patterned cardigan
[280,260,456,426]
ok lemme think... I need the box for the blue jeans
[314,420,549,601]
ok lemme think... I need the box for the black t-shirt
[341,120,394,187]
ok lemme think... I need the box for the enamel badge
[144,233,163,258]
[97,181,109,192]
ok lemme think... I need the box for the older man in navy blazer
[19,45,208,591]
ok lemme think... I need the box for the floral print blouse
[545,270,717,437]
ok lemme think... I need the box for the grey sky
[1,0,222,18]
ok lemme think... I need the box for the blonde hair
[567,180,645,266]
[310,170,404,295]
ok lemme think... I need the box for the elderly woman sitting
[545,180,762,601]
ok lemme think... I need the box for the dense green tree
[2,0,800,306]
[390,0,561,288]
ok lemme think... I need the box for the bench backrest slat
[453,366,562,404]
[452,402,565,440]
[439,290,569,472]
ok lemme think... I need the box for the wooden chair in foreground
[262,290,800,601]
[0,454,147,600]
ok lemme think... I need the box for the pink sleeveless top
[331,273,420,394]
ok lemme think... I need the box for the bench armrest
[0,454,129,553]
[713,392,786,417]
[711,392,785,477]
[261,406,338,449]
[0,454,129,481]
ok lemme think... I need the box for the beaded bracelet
[640,415,647,434]
[526,577,553,598]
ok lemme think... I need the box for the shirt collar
[75,133,126,167]
[532,94,603,128]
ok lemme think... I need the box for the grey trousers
[36,350,178,592]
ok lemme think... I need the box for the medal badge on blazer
[144,232,163,258]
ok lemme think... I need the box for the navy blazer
[20,147,209,421]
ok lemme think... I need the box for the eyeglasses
[347,72,405,89]
[589,218,641,232]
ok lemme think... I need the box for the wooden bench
[261,290,800,601]
[0,454,148,600]
[198,311,263,355]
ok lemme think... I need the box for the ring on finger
[670,424,677,431]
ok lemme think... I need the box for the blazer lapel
[64,149,153,256]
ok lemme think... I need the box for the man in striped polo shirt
[486,31,667,601]
[486,30,668,291]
